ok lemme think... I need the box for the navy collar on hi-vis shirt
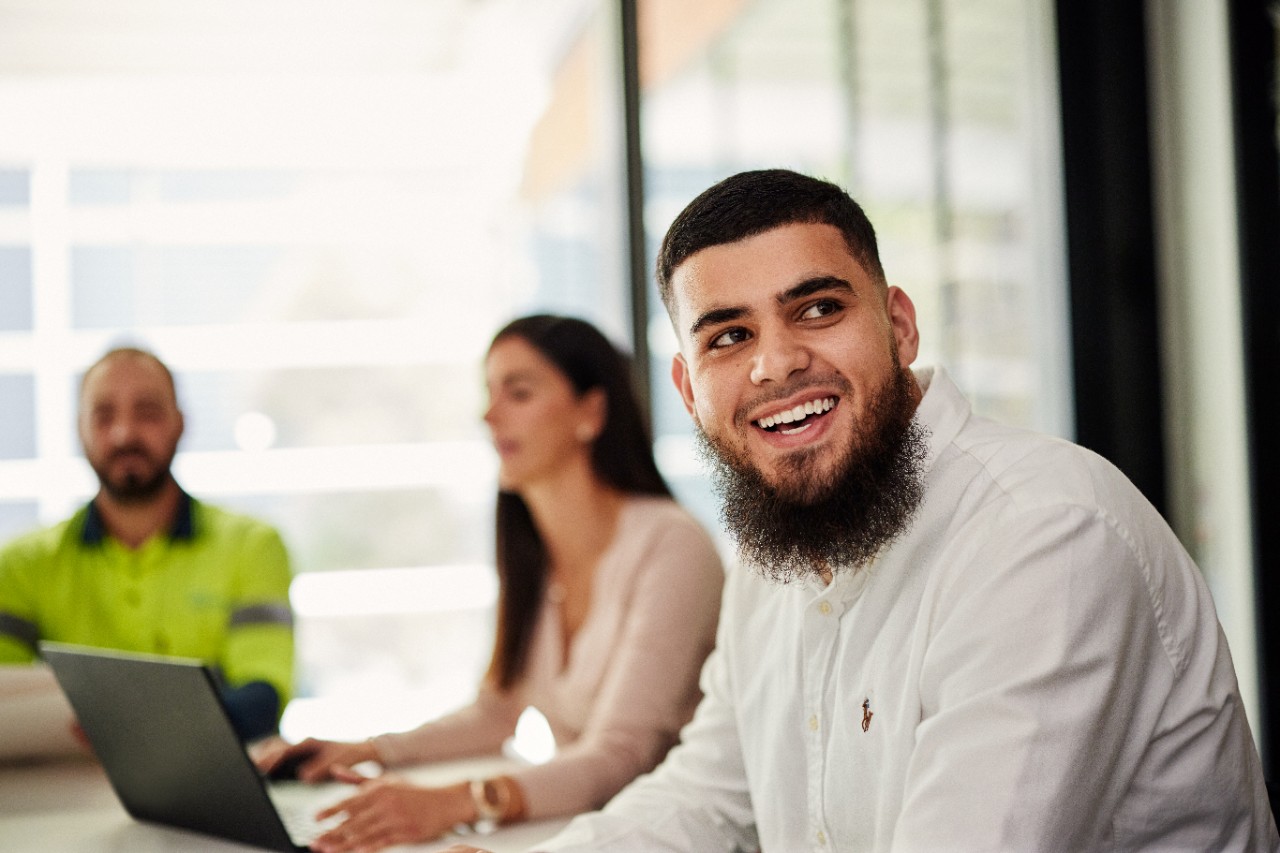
[80,489,196,545]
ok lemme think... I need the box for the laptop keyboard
[269,789,346,846]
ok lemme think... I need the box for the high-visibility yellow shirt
[0,491,294,710]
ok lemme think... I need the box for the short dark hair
[655,169,886,316]
[486,314,671,689]
[81,346,178,406]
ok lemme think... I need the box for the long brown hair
[485,315,671,690]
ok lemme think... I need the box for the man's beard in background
[696,366,929,583]
[91,446,175,505]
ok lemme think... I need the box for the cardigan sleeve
[370,679,527,766]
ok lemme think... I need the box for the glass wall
[0,0,1072,739]
[638,0,1072,532]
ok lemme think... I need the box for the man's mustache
[107,446,154,463]
[734,374,853,427]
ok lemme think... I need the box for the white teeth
[756,397,835,430]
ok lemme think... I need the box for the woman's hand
[308,768,474,853]
[251,736,381,783]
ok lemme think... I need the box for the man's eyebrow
[778,275,855,304]
[687,276,856,339]
[688,305,749,339]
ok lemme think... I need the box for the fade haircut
[655,168,886,317]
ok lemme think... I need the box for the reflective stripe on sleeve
[228,603,294,629]
[0,612,40,650]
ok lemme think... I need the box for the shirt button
[808,714,819,732]
[818,601,832,616]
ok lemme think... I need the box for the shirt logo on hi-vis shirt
[862,698,874,732]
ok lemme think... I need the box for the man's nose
[106,414,143,446]
[749,333,810,385]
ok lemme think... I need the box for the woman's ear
[577,387,607,443]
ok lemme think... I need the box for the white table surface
[0,754,570,852]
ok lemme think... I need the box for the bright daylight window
[0,0,630,740]
[640,0,1073,513]
[1,0,1072,741]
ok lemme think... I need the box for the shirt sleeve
[891,503,1184,851]
[0,538,40,663]
[221,523,295,711]
[510,516,725,818]
[532,569,757,853]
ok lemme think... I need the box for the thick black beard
[696,367,928,583]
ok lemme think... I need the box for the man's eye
[709,328,750,349]
[801,299,842,320]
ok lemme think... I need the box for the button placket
[803,588,840,852]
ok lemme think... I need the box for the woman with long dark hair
[259,315,724,852]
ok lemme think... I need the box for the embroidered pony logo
[862,698,873,732]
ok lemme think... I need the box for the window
[638,0,1072,529]
[1,0,1072,741]
[0,0,628,739]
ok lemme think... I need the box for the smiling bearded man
[695,354,928,582]
[481,169,1277,853]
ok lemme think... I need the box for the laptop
[40,642,344,852]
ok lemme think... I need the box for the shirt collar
[80,488,196,545]
[911,364,971,470]
[809,365,966,586]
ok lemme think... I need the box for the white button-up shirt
[536,366,1277,852]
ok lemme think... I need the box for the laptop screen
[40,642,304,852]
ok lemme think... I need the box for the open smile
[754,396,837,435]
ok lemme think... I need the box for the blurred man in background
[0,346,294,741]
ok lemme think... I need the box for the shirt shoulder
[920,390,1208,677]
[0,509,90,569]
[917,366,1144,519]
[184,501,292,582]
[940,413,1164,542]
[189,500,283,538]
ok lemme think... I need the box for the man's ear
[671,353,697,418]
[886,286,920,367]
